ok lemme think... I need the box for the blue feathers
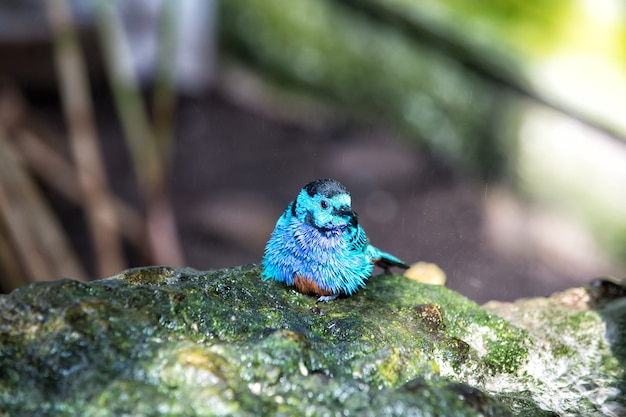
[262,178,409,301]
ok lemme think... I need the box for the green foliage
[220,0,507,178]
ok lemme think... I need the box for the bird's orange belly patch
[293,276,334,296]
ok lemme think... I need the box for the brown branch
[152,0,179,163]
[93,1,184,266]
[0,223,24,291]
[0,128,86,282]
[14,129,145,246]
[45,0,125,277]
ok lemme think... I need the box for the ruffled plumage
[261,179,408,300]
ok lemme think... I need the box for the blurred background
[0,0,624,303]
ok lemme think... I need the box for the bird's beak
[333,206,354,218]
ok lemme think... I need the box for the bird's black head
[295,178,354,231]
[304,178,348,199]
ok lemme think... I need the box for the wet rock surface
[0,265,623,416]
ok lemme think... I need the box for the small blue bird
[262,178,409,301]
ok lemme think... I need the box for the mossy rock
[0,265,624,416]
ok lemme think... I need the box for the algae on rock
[0,264,624,416]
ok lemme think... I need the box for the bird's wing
[346,224,370,254]
[346,220,409,273]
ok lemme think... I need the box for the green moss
[0,265,623,416]
[484,336,529,375]
[551,341,574,359]
[118,265,178,285]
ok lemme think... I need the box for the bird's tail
[369,246,410,272]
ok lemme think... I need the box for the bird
[261,178,409,301]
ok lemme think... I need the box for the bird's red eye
[320,200,329,210]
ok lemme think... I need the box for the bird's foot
[316,294,339,302]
